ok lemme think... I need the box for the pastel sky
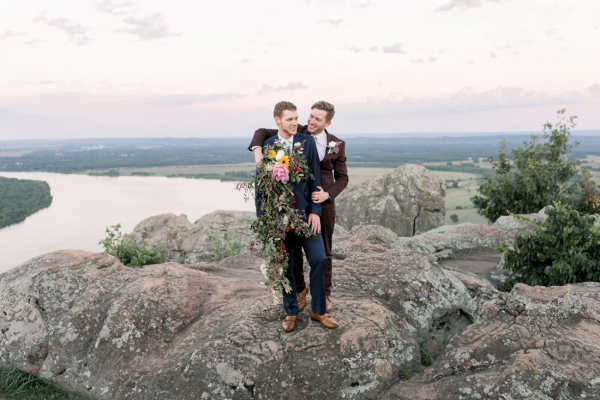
[1,0,599,140]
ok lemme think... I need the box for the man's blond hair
[273,101,297,118]
[311,101,335,122]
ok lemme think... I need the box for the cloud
[490,52,497,58]
[0,30,26,40]
[138,93,241,107]
[435,0,500,12]
[259,82,308,95]
[342,86,588,117]
[96,0,137,15]
[348,46,362,53]
[410,56,437,63]
[34,11,92,45]
[120,13,176,40]
[589,84,600,95]
[38,81,55,85]
[318,19,343,26]
[382,42,406,54]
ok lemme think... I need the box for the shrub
[450,214,459,223]
[471,110,580,222]
[99,224,169,267]
[497,203,600,286]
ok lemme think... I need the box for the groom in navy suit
[255,101,339,332]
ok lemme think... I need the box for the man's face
[307,108,331,134]
[275,109,298,137]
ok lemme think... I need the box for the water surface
[0,172,254,274]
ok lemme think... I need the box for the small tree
[471,109,580,222]
[450,214,459,223]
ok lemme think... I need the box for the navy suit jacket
[255,132,322,219]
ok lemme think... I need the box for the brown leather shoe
[282,316,297,332]
[326,296,333,312]
[310,311,339,329]
[297,286,310,312]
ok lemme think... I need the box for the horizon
[1,1,599,140]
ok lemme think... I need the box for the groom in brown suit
[248,101,348,312]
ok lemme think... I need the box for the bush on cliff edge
[99,224,169,267]
[497,203,600,286]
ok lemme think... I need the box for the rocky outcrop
[129,210,256,263]
[382,282,600,400]
[4,212,600,399]
[0,231,477,399]
[130,211,349,264]
[335,164,446,236]
[493,209,548,234]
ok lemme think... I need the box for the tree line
[0,177,53,228]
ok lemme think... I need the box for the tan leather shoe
[310,311,339,329]
[326,296,333,312]
[282,316,297,332]
[297,286,309,312]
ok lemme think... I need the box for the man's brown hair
[273,101,297,118]
[311,101,335,122]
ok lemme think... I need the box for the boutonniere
[293,142,303,154]
[327,141,341,154]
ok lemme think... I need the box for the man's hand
[308,213,321,234]
[253,147,263,167]
[311,186,329,204]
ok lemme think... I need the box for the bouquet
[237,139,316,302]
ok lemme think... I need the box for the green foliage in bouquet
[496,203,600,286]
[472,109,581,222]
[99,223,169,267]
[237,139,316,300]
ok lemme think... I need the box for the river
[0,172,255,274]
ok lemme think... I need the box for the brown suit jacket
[249,125,348,209]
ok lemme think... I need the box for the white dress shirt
[313,131,327,161]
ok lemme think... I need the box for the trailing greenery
[497,203,600,286]
[0,176,52,229]
[0,368,82,400]
[471,110,582,222]
[206,230,244,261]
[99,224,169,267]
[398,364,423,381]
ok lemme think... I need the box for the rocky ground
[2,210,600,399]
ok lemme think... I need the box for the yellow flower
[267,150,276,159]
[278,155,289,169]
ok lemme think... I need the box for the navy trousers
[282,231,327,316]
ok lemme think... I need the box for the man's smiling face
[307,108,331,135]
[275,109,298,138]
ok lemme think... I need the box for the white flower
[260,264,267,277]
[276,150,284,161]
[328,141,337,147]
[283,215,289,226]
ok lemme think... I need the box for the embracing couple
[249,100,348,332]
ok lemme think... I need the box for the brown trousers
[294,206,335,296]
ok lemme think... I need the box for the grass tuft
[0,368,81,400]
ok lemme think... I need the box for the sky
[1,0,599,140]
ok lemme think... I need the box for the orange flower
[286,225,291,232]
[278,155,290,169]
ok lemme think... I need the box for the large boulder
[130,211,349,264]
[335,164,446,236]
[129,210,256,263]
[0,231,476,399]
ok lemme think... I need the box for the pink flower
[272,163,289,183]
